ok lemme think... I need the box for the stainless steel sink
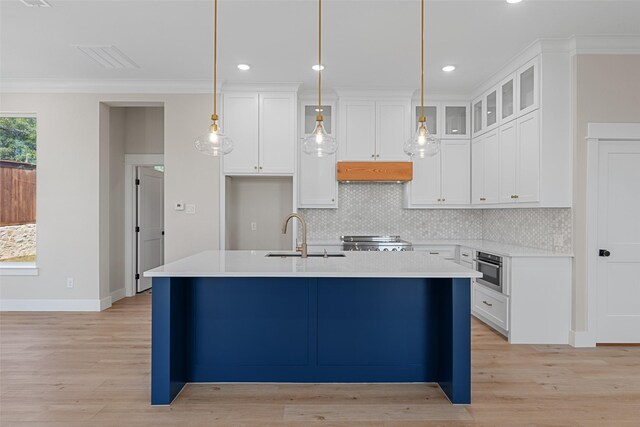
[265,252,346,258]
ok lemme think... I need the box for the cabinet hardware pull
[429,252,440,255]
[480,197,486,201]
[254,166,258,170]
[442,198,445,202]
[331,198,335,202]
[482,300,493,307]
[371,154,375,158]
[515,195,519,199]
[462,253,469,257]
[376,154,380,158]
[259,166,263,170]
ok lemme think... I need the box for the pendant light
[403,0,440,159]
[195,0,233,156]
[302,0,337,157]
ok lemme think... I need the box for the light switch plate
[185,204,196,214]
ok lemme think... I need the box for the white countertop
[307,239,572,258]
[145,250,482,279]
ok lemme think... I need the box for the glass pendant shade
[194,126,233,156]
[403,123,440,159]
[302,120,337,157]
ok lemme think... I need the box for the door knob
[599,249,611,257]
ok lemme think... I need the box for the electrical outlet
[66,278,74,288]
[553,234,564,247]
[251,222,257,231]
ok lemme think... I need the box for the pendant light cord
[213,0,218,120]
[420,0,424,122]
[318,0,322,120]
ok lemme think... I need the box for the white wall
[124,107,164,154]
[0,93,219,310]
[572,54,640,331]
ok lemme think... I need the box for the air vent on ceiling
[20,0,51,7]
[76,45,140,69]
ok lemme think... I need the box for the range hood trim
[336,161,413,182]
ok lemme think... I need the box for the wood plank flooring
[1,294,639,426]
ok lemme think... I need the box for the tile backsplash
[300,183,572,253]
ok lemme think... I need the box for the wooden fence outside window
[0,160,37,227]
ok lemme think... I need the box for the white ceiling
[1,0,640,94]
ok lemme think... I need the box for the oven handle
[473,259,502,267]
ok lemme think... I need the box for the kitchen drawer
[459,246,473,263]
[413,245,456,260]
[473,282,509,331]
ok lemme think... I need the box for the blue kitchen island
[145,250,481,405]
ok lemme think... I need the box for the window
[0,116,37,263]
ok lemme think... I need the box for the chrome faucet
[282,213,308,258]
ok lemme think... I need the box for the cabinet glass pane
[501,79,514,119]
[486,91,497,127]
[416,106,437,135]
[473,100,483,133]
[304,105,332,134]
[520,66,535,110]
[445,106,466,135]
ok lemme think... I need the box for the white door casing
[596,140,640,343]
[137,166,164,293]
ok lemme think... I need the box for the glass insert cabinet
[413,102,469,139]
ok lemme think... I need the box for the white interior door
[137,166,164,292]
[597,141,640,343]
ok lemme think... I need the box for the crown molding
[0,79,225,94]
[220,82,302,93]
[569,35,640,56]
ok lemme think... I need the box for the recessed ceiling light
[506,0,522,4]
[442,65,456,72]
[237,64,251,71]
[312,64,325,71]
[20,0,51,7]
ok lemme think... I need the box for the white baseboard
[570,329,597,348]
[110,288,126,303]
[1,298,106,312]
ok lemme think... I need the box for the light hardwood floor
[1,294,639,426]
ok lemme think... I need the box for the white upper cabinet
[259,93,296,174]
[472,130,499,205]
[498,110,540,204]
[440,140,471,205]
[499,73,517,124]
[339,98,410,161]
[472,97,484,138]
[298,101,338,208]
[414,102,469,139]
[223,91,296,175]
[377,101,411,160]
[444,104,469,138]
[222,93,260,174]
[517,57,539,117]
[485,89,499,132]
[406,140,470,207]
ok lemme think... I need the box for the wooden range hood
[336,161,413,182]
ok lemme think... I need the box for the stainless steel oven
[474,251,503,293]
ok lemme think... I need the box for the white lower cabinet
[412,245,456,260]
[473,282,509,333]
[406,140,470,207]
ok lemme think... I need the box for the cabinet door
[409,153,441,205]
[516,111,540,202]
[485,89,499,132]
[517,57,539,117]
[498,120,517,203]
[443,104,469,139]
[471,137,484,205]
[223,93,259,174]
[259,93,295,174]
[298,152,337,208]
[472,97,484,138]
[376,101,410,161]
[414,104,439,137]
[339,100,376,160]
[441,140,470,205]
[483,130,500,204]
[499,73,517,124]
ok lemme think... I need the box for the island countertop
[145,250,482,279]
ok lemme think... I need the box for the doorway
[596,140,640,343]
[136,166,164,292]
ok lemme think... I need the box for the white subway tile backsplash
[300,183,572,253]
